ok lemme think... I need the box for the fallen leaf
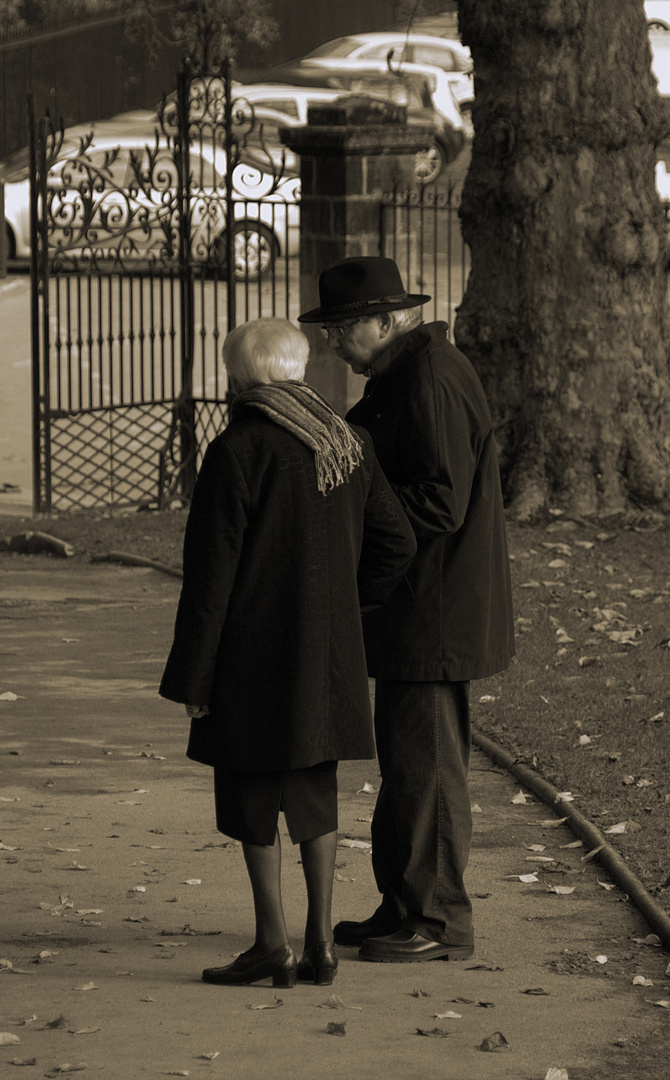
[432,1010,461,1019]
[73,982,98,991]
[545,884,576,895]
[246,997,283,1010]
[337,839,371,850]
[314,994,362,1009]
[511,790,530,805]
[70,1028,100,1036]
[181,880,201,886]
[416,1027,450,1038]
[471,803,483,813]
[505,874,539,883]
[410,988,430,998]
[531,817,569,828]
[479,695,497,703]
[646,999,670,1009]
[479,1031,510,1052]
[11,1059,37,1067]
[0,1032,21,1045]
[525,844,546,852]
[597,880,617,891]
[545,1070,569,1080]
[633,976,653,986]
[0,842,19,851]
[355,782,376,794]
[581,845,605,864]
[555,792,575,802]
[50,1065,87,1074]
[633,934,663,947]
[525,856,555,863]
[325,1021,346,1036]
[198,1053,220,1061]
[0,691,22,701]
[560,841,583,849]
[590,955,608,964]
[44,1016,68,1029]
[522,988,549,995]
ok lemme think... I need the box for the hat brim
[297,293,431,324]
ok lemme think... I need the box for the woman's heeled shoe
[202,944,297,987]
[297,941,338,985]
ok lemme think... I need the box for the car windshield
[305,36,360,58]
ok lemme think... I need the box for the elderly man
[299,257,515,963]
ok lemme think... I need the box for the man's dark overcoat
[346,321,515,682]
[159,408,417,771]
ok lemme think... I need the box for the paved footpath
[1,559,668,1080]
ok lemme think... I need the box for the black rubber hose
[473,729,670,951]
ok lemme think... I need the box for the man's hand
[185,704,210,719]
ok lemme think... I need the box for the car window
[87,148,136,187]
[305,36,359,58]
[412,45,463,70]
[362,42,411,63]
[253,99,300,119]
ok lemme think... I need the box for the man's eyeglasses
[320,316,372,340]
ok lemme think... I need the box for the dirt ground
[1,559,669,1080]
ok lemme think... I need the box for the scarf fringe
[233,381,364,495]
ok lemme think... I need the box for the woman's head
[223,318,309,393]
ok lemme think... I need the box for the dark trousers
[371,679,473,946]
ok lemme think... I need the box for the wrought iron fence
[30,68,300,513]
[380,182,470,341]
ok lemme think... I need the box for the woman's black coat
[159,407,417,771]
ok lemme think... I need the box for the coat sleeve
[356,431,417,609]
[391,356,487,540]
[159,438,249,706]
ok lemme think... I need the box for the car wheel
[211,221,279,281]
[414,142,447,185]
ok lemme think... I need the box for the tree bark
[456,0,670,519]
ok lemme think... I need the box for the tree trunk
[456,0,670,519]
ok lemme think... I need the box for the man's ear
[378,312,393,338]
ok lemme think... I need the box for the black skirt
[213,760,338,845]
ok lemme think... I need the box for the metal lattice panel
[43,404,174,511]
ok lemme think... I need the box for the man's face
[321,315,385,375]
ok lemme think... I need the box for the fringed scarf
[233,381,364,495]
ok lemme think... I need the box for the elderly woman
[160,317,416,989]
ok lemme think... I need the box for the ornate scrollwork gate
[30,64,300,513]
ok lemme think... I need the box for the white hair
[223,318,309,392]
[388,307,423,333]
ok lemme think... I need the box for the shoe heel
[313,966,334,986]
[273,968,297,988]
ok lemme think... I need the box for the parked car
[264,59,470,182]
[298,33,473,116]
[301,31,470,75]
[646,0,670,30]
[1,117,300,278]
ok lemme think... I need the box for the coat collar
[368,321,449,383]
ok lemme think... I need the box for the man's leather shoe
[359,930,474,963]
[333,910,400,948]
[202,943,297,986]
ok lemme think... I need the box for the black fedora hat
[298,257,430,323]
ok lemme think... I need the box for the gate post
[281,98,434,415]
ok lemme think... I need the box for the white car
[299,33,473,114]
[1,118,300,278]
[302,32,471,76]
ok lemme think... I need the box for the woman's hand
[185,704,210,719]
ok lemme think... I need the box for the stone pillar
[281,97,434,415]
